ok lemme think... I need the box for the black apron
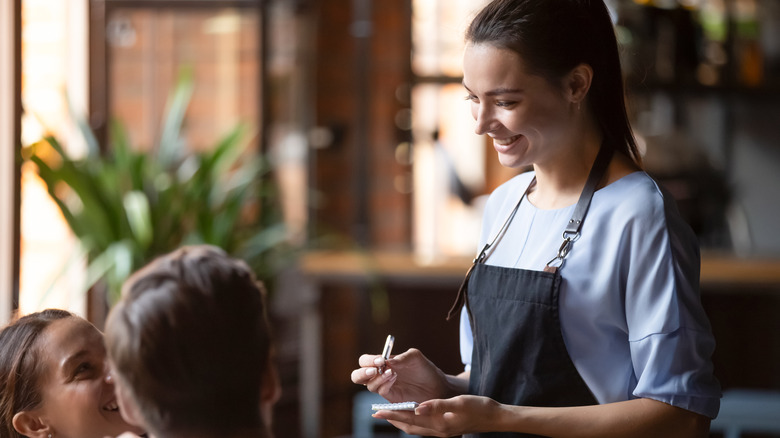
[448,145,614,438]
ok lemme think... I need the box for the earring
[48,434,52,438]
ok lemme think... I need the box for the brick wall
[312,0,413,250]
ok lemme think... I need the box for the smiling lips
[492,134,522,147]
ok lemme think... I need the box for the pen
[379,334,394,374]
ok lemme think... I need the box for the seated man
[105,245,281,438]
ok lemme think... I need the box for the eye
[495,100,517,108]
[73,361,97,379]
[464,94,478,103]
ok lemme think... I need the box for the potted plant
[23,69,291,308]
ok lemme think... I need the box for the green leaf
[83,241,135,303]
[123,191,153,249]
[158,67,194,168]
[204,123,250,175]
[28,155,84,237]
[24,66,295,308]
[240,223,289,260]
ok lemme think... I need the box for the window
[98,5,261,154]
[411,0,518,261]
[17,0,266,318]
[19,0,89,316]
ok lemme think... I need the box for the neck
[529,129,603,210]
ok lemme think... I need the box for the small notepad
[371,401,419,411]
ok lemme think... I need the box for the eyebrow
[462,83,523,96]
[61,350,90,374]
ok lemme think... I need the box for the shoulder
[590,171,697,246]
[591,171,699,262]
[595,171,671,219]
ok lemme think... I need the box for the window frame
[0,0,22,324]
[84,0,267,322]
[88,0,267,151]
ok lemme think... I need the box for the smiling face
[463,42,576,169]
[29,317,143,438]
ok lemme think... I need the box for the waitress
[351,0,721,436]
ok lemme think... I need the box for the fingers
[352,349,415,394]
[353,352,396,383]
[373,410,415,421]
[386,420,444,438]
[351,355,382,384]
[357,348,417,372]
[358,353,382,367]
[350,366,373,384]
[374,412,445,438]
[367,368,397,393]
[417,395,467,415]
[414,398,452,417]
[351,364,396,390]
[383,347,424,370]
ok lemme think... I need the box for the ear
[118,395,145,429]
[113,378,146,429]
[259,361,282,426]
[566,63,594,105]
[12,411,50,438]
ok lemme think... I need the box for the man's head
[105,245,278,437]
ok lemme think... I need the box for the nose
[103,359,114,384]
[472,103,496,136]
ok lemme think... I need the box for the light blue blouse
[459,171,721,418]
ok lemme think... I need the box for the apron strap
[545,143,614,273]
[448,142,615,319]
[446,177,535,321]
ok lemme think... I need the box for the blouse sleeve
[459,307,474,372]
[621,183,721,418]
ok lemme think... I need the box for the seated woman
[0,308,145,438]
[104,245,281,438]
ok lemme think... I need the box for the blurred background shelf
[300,249,780,292]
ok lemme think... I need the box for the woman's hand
[372,395,502,437]
[350,348,463,403]
[375,397,711,438]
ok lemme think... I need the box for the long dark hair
[466,0,641,165]
[0,309,74,438]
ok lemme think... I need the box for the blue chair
[353,391,416,437]
[710,389,780,438]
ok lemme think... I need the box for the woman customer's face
[463,43,574,169]
[25,317,143,438]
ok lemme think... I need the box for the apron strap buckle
[546,233,578,272]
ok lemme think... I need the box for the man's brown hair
[105,245,272,437]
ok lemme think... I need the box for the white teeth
[494,135,520,146]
